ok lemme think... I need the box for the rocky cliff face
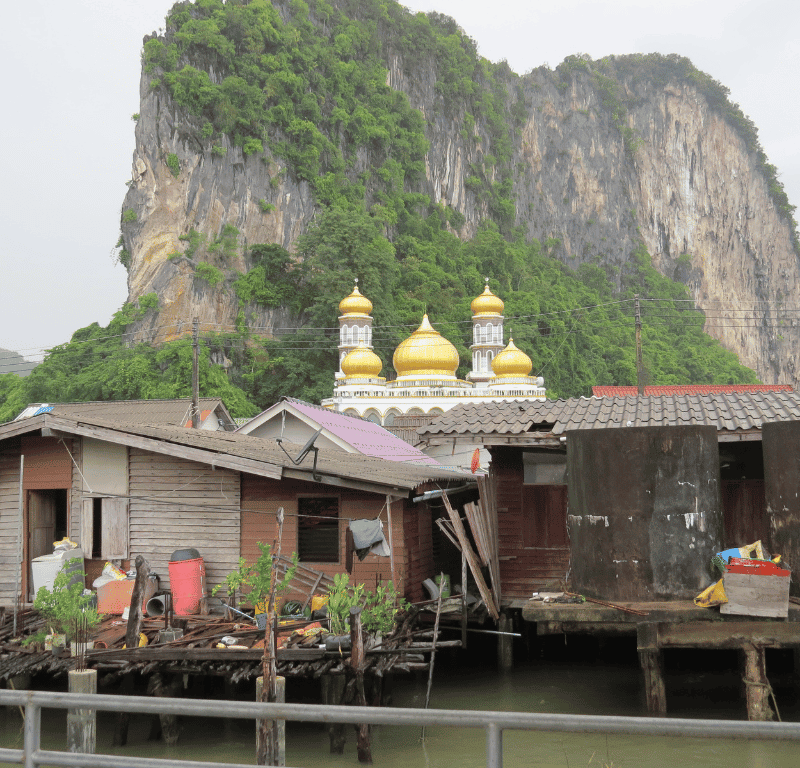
[121,24,799,386]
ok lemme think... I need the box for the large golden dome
[341,344,383,378]
[338,284,373,316]
[393,315,460,379]
[471,285,504,317]
[491,338,532,377]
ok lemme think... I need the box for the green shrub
[166,153,180,178]
[131,113,140,121]
[211,145,227,157]
[122,209,137,223]
[33,558,102,640]
[326,573,405,635]
[195,261,224,286]
[258,199,275,213]
[138,292,159,311]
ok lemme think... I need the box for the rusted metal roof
[592,384,794,397]
[14,398,235,429]
[416,391,800,441]
[0,413,467,493]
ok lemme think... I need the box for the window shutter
[101,498,128,559]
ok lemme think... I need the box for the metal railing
[2,688,800,768]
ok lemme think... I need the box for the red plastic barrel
[168,557,206,615]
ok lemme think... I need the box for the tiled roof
[416,391,800,439]
[14,398,233,427]
[592,384,794,397]
[0,413,466,493]
[283,399,438,465]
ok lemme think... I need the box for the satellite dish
[295,428,323,462]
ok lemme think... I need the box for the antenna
[275,428,323,481]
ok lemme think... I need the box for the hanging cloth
[349,518,390,560]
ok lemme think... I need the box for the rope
[741,677,782,721]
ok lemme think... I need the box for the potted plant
[33,557,102,654]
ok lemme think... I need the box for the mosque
[320,281,547,432]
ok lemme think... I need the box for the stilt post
[321,675,346,753]
[67,669,97,761]
[497,612,514,671]
[636,623,667,716]
[743,644,775,721]
[349,606,372,764]
[256,675,285,766]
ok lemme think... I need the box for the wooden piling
[321,675,346,753]
[743,644,775,721]
[349,606,372,765]
[113,555,150,747]
[636,624,666,716]
[67,669,96,760]
[256,675,285,766]
[147,672,180,746]
[497,612,514,671]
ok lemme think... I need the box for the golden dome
[393,315,460,379]
[338,284,373,316]
[341,344,383,378]
[471,285,504,316]
[491,338,532,377]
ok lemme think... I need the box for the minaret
[337,280,374,380]
[468,279,505,387]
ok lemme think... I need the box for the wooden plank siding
[0,446,22,605]
[492,448,570,599]
[20,436,73,490]
[402,503,432,603]
[240,474,409,605]
[722,479,767,548]
[128,448,240,595]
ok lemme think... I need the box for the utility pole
[635,294,644,395]
[191,317,200,429]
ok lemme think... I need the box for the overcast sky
[1,0,798,372]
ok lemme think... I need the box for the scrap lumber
[441,492,499,619]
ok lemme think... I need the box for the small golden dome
[339,284,373,316]
[342,344,383,378]
[393,315,460,378]
[471,285,504,317]
[491,338,532,377]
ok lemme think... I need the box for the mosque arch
[383,409,402,426]
[363,409,382,424]
[343,408,360,418]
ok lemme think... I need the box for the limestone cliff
[120,6,799,387]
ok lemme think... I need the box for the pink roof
[264,399,439,465]
[592,384,793,397]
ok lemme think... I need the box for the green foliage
[257,199,275,213]
[195,261,223,286]
[131,113,140,121]
[33,558,102,639]
[179,228,206,259]
[138,292,159,311]
[122,209,137,223]
[211,145,227,156]
[325,573,405,635]
[213,543,298,610]
[166,153,180,177]
[209,224,240,261]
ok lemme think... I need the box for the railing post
[486,721,502,768]
[23,701,40,768]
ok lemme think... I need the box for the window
[298,497,339,563]
[81,497,128,560]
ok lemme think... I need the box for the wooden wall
[492,448,570,599]
[0,443,21,605]
[402,501,432,603]
[20,436,73,490]
[240,474,409,604]
[128,448,240,594]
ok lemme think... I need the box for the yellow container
[311,594,329,612]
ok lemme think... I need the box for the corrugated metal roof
[0,413,466,492]
[592,385,794,397]
[15,398,233,428]
[283,399,438,465]
[416,392,800,439]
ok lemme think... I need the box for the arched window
[428,408,444,417]
[366,327,372,345]
[358,326,366,343]
[486,323,494,345]
[364,410,381,424]
[384,409,401,426]
[343,409,360,418]
[341,324,348,344]
[473,325,479,343]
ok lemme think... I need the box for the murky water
[2,637,799,767]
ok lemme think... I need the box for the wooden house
[0,412,467,609]
[416,391,800,605]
